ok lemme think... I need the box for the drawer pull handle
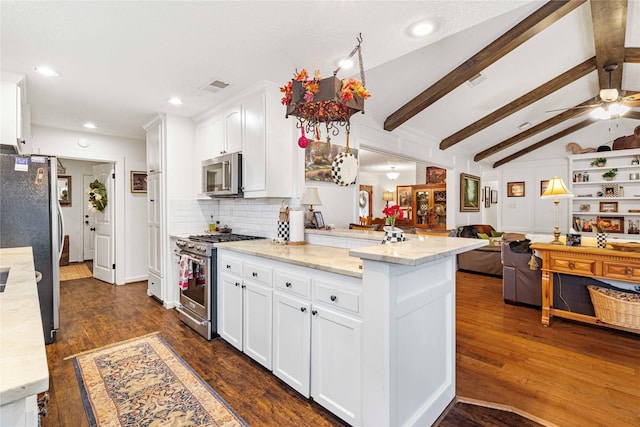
[330,295,337,302]
[285,282,292,287]
[311,310,318,316]
[626,268,633,276]
[252,272,258,277]
[300,307,306,312]
[568,262,575,269]
[235,282,240,287]
[226,264,231,269]
[242,284,246,289]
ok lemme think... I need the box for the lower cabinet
[218,257,272,370]
[218,250,362,425]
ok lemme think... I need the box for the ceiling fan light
[608,103,630,116]
[599,88,618,102]
[590,107,610,120]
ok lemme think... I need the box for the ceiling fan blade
[545,104,601,113]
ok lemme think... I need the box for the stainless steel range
[175,233,264,340]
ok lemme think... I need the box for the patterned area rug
[60,263,93,281]
[71,333,247,426]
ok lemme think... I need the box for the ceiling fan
[548,64,640,119]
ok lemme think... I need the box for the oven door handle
[176,306,209,327]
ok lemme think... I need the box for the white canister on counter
[289,210,305,243]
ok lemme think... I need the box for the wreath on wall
[86,179,108,212]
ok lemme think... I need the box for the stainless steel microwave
[202,152,243,197]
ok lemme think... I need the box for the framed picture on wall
[491,190,498,204]
[540,180,550,196]
[396,186,412,209]
[57,175,71,206]
[426,166,446,184]
[130,171,148,193]
[460,173,480,212]
[507,181,525,197]
[484,186,490,208]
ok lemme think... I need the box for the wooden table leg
[541,269,552,326]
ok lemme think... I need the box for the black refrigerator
[0,153,62,344]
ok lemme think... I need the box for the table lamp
[300,187,322,228]
[383,191,394,208]
[541,177,573,245]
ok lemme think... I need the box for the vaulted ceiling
[1,1,639,168]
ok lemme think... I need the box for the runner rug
[71,333,247,426]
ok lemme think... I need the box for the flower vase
[382,226,406,244]
[596,232,607,249]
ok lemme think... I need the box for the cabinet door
[224,106,242,154]
[147,174,162,276]
[242,93,266,193]
[273,292,311,397]
[218,273,243,351]
[146,119,163,173]
[210,115,225,157]
[311,305,362,425]
[243,281,272,369]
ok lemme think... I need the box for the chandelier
[281,34,370,143]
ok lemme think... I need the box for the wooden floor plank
[39,269,640,426]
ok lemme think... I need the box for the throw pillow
[509,239,532,253]
[491,231,504,237]
[477,232,493,246]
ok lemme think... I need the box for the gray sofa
[456,225,503,276]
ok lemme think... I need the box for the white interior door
[92,163,115,283]
[83,174,96,260]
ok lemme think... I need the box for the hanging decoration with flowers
[280,34,370,187]
[86,179,108,213]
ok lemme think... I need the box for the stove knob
[187,243,194,248]
[176,240,185,246]
[199,247,207,253]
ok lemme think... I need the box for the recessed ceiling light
[34,66,59,77]
[83,122,97,129]
[407,19,438,37]
[167,97,183,105]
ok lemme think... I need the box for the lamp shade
[300,187,322,206]
[383,191,394,202]
[541,177,574,199]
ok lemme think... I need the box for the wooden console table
[530,243,640,333]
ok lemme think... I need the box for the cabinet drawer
[314,281,361,315]
[274,270,311,299]
[244,261,272,286]
[219,256,242,276]
[602,262,640,282]
[549,256,596,276]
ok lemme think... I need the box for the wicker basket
[588,286,640,330]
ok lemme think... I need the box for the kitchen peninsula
[215,232,486,426]
[0,247,49,426]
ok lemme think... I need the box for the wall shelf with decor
[569,148,640,237]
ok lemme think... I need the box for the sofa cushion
[509,239,532,253]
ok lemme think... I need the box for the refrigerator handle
[57,199,65,261]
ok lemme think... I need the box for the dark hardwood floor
[41,269,640,426]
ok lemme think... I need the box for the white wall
[31,125,147,284]
[488,118,639,234]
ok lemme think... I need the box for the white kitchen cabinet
[217,253,273,370]
[242,85,293,198]
[1,72,31,155]
[146,118,163,174]
[272,291,311,397]
[218,271,243,350]
[211,106,242,156]
[147,173,162,282]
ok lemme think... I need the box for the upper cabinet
[145,117,163,174]
[195,82,294,199]
[1,72,31,155]
[211,105,242,156]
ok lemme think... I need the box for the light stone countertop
[349,235,487,266]
[215,234,487,276]
[0,247,49,405]
[214,240,363,278]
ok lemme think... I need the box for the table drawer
[219,256,242,276]
[274,270,311,299]
[602,262,640,282]
[314,281,361,315]
[244,261,272,286]
[549,256,596,276]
